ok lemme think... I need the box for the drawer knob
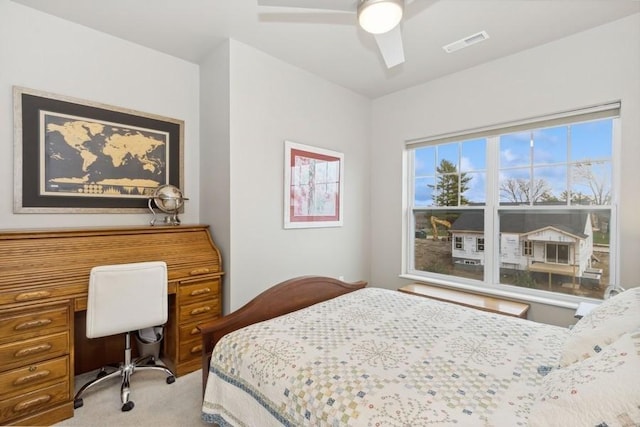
[15,291,52,302]
[189,267,210,276]
[13,394,52,412]
[15,319,53,331]
[14,370,51,386]
[190,306,211,316]
[189,288,211,296]
[190,327,199,336]
[190,344,202,354]
[14,343,53,358]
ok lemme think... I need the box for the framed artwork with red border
[284,140,344,229]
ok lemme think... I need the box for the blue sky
[413,118,613,206]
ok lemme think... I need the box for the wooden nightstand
[399,283,530,319]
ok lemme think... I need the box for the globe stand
[148,200,182,226]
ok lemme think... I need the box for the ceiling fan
[257,0,420,69]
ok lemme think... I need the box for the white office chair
[73,261,176,412]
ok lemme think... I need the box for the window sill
[398,273,597,310]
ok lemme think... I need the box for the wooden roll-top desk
[0,225,223,426]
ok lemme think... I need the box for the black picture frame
[13,87,184,213]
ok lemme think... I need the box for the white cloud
[501,148,517,163]
[460,156,474,172]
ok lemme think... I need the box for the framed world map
[13,87,183,213]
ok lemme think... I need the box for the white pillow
[559,287,640,367]
[529,328,640,427]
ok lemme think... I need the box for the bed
[199,276,640,426]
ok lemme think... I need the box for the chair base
[73,332,175,412]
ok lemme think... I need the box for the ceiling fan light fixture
[357,0,404,35]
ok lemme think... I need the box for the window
[546,243,570,264]
[407,104,619,301]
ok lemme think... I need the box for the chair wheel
[166,375,175,384]
[121,401,135,412]
[74,398,84,409]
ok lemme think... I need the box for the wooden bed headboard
[197,275,367,392]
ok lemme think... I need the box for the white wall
[0,1,200,228]
[201,40,371,311]
[370,14,640,326]
[199,41,232,312]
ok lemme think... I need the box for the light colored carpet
[53,367,207,427]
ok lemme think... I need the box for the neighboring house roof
[450,212,589,238]
[449,212,484,232]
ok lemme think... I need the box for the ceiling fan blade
[373,26,405,68]
[257,0,356,12]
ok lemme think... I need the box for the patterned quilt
[202,288,568,426]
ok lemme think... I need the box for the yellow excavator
[430,216,452,240]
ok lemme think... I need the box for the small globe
[152,185,185,213]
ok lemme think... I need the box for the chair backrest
[86,261,168,339]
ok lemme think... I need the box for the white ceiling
[11,0,640,99]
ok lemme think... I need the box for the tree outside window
[429,159,472,206]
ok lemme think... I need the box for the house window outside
[407,105,618,301]
[546,243,570,264]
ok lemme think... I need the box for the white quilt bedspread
[202,287,568,426]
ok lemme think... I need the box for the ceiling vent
[443,31,489,53]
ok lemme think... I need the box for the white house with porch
[448,212,600,285]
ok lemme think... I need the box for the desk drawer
[0,284,85,307]
[178,298,219,323]
[178,340,203,363]
[178,316,220,343]
[0,380,69,423]
[0,333,69,373]
[178,320,204,344]
[0,304,70,345]
[178,279,220,304]
[0,356,69,401]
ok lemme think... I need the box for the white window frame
[402,103,621,307]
